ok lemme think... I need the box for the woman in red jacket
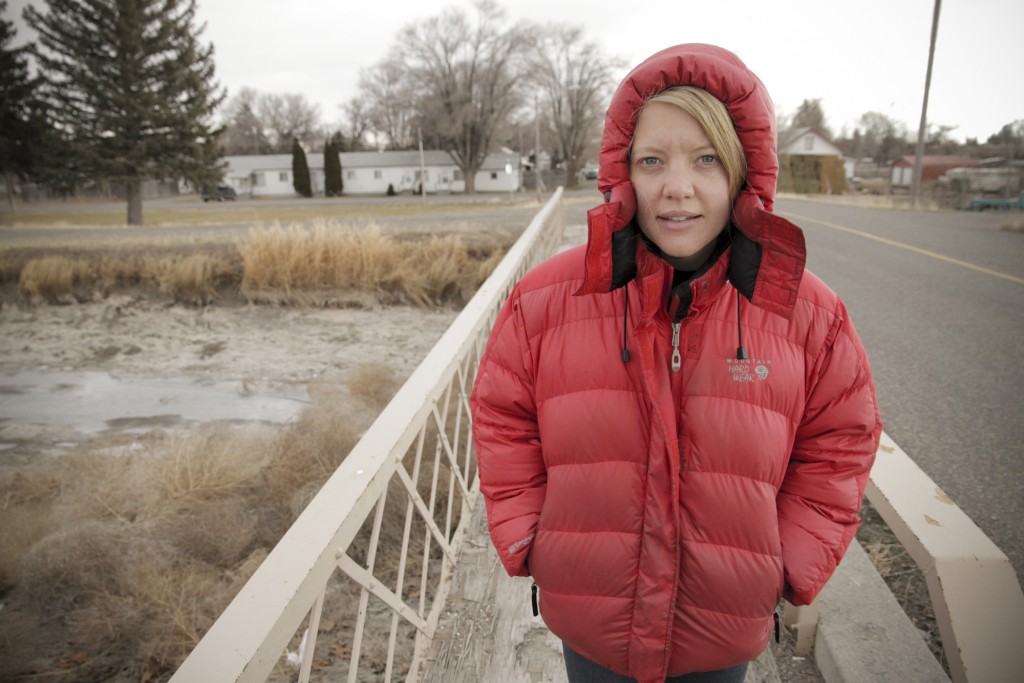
[471,43,881,683]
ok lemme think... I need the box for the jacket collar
[633,230,732,324]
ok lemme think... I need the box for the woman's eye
[638,157,659,167]
[699,154,719,165]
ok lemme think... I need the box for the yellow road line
[782,210,1024,286]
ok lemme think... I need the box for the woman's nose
[663,164,694,198]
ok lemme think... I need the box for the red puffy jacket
[471,44,881,681]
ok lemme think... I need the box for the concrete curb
[814,540,950,682]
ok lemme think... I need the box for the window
[803,135,814,151]
[252,172,265,187]
[490,172,498,180]
[415,170,430,181]
[453,170,464,181]
[374,170,382,179]
[346,170,355,180]
[279,171,289,182]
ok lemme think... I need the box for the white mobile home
[221,150,519,198]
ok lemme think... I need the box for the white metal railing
[170,188,565,683]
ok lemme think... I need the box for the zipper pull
[671,322,681,372]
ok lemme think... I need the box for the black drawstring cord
[621,287,631,363]
[736,290,748,360]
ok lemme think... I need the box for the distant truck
[937,167,1021,210]
[201,184,238,202]
[969,191,1024,211]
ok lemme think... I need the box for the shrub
[146,253,231,305]
[237,220,498,308]
[347,362,401,411]
[18,256,93,303]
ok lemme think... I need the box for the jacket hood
[577,43,806,319]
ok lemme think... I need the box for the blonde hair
[639,86,746,199]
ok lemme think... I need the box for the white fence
[170,188,565,682]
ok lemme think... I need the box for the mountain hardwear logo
[726,358,772,383]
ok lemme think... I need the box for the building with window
[890,155,980,191]
[777,127,846,194]
[220,150,520,198]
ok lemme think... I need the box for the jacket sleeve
[779,298,882,605]
[470,287,545,577]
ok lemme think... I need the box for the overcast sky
[6,0,1023,144]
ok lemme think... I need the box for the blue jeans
[562,644,748,683]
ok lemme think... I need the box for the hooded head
[577,43,806,319]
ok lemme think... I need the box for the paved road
[775,197,1024,584]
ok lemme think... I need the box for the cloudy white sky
[6,0,1023,143]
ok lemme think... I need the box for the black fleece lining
[663,233,730,322]
[728,231,762,302]
[610,222,640,290]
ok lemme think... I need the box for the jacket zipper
[670,320,686,469]
[670,322,682,372]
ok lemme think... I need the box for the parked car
[580,166,599,180]
[201,184,238,202]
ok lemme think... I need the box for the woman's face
[630,102,732,270]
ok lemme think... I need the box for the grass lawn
[0,194,537,228]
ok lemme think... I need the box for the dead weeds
[3,219,508,310]
[0,368,416,682]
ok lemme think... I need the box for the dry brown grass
[18,256,94,303]
[7,220,505,310]
[238,220,496,308]
[147,253,235,305]
[14,249,241,306]
[0,361,421,681]
[347,362,401,411]
[1002,218,1024,232]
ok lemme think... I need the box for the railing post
[782,601,819,656]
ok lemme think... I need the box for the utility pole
[535,96,546,203]
[418,127,427,204]
[912,0,942,208]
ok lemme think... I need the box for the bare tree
[358,57,418,149]
[530,25,621,188]
[220,87,273,155]
[856,111,908,164]
[220,89,322,154]
[338,96,370,151]
[257,92,322,152]
[396,0,530,193]
[987,119,1024,160]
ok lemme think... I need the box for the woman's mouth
[658,213,701,227]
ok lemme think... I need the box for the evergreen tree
[25,0,225,225]
[291,138,312,197]
[323,137,343,196]
[0,1,43,210]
